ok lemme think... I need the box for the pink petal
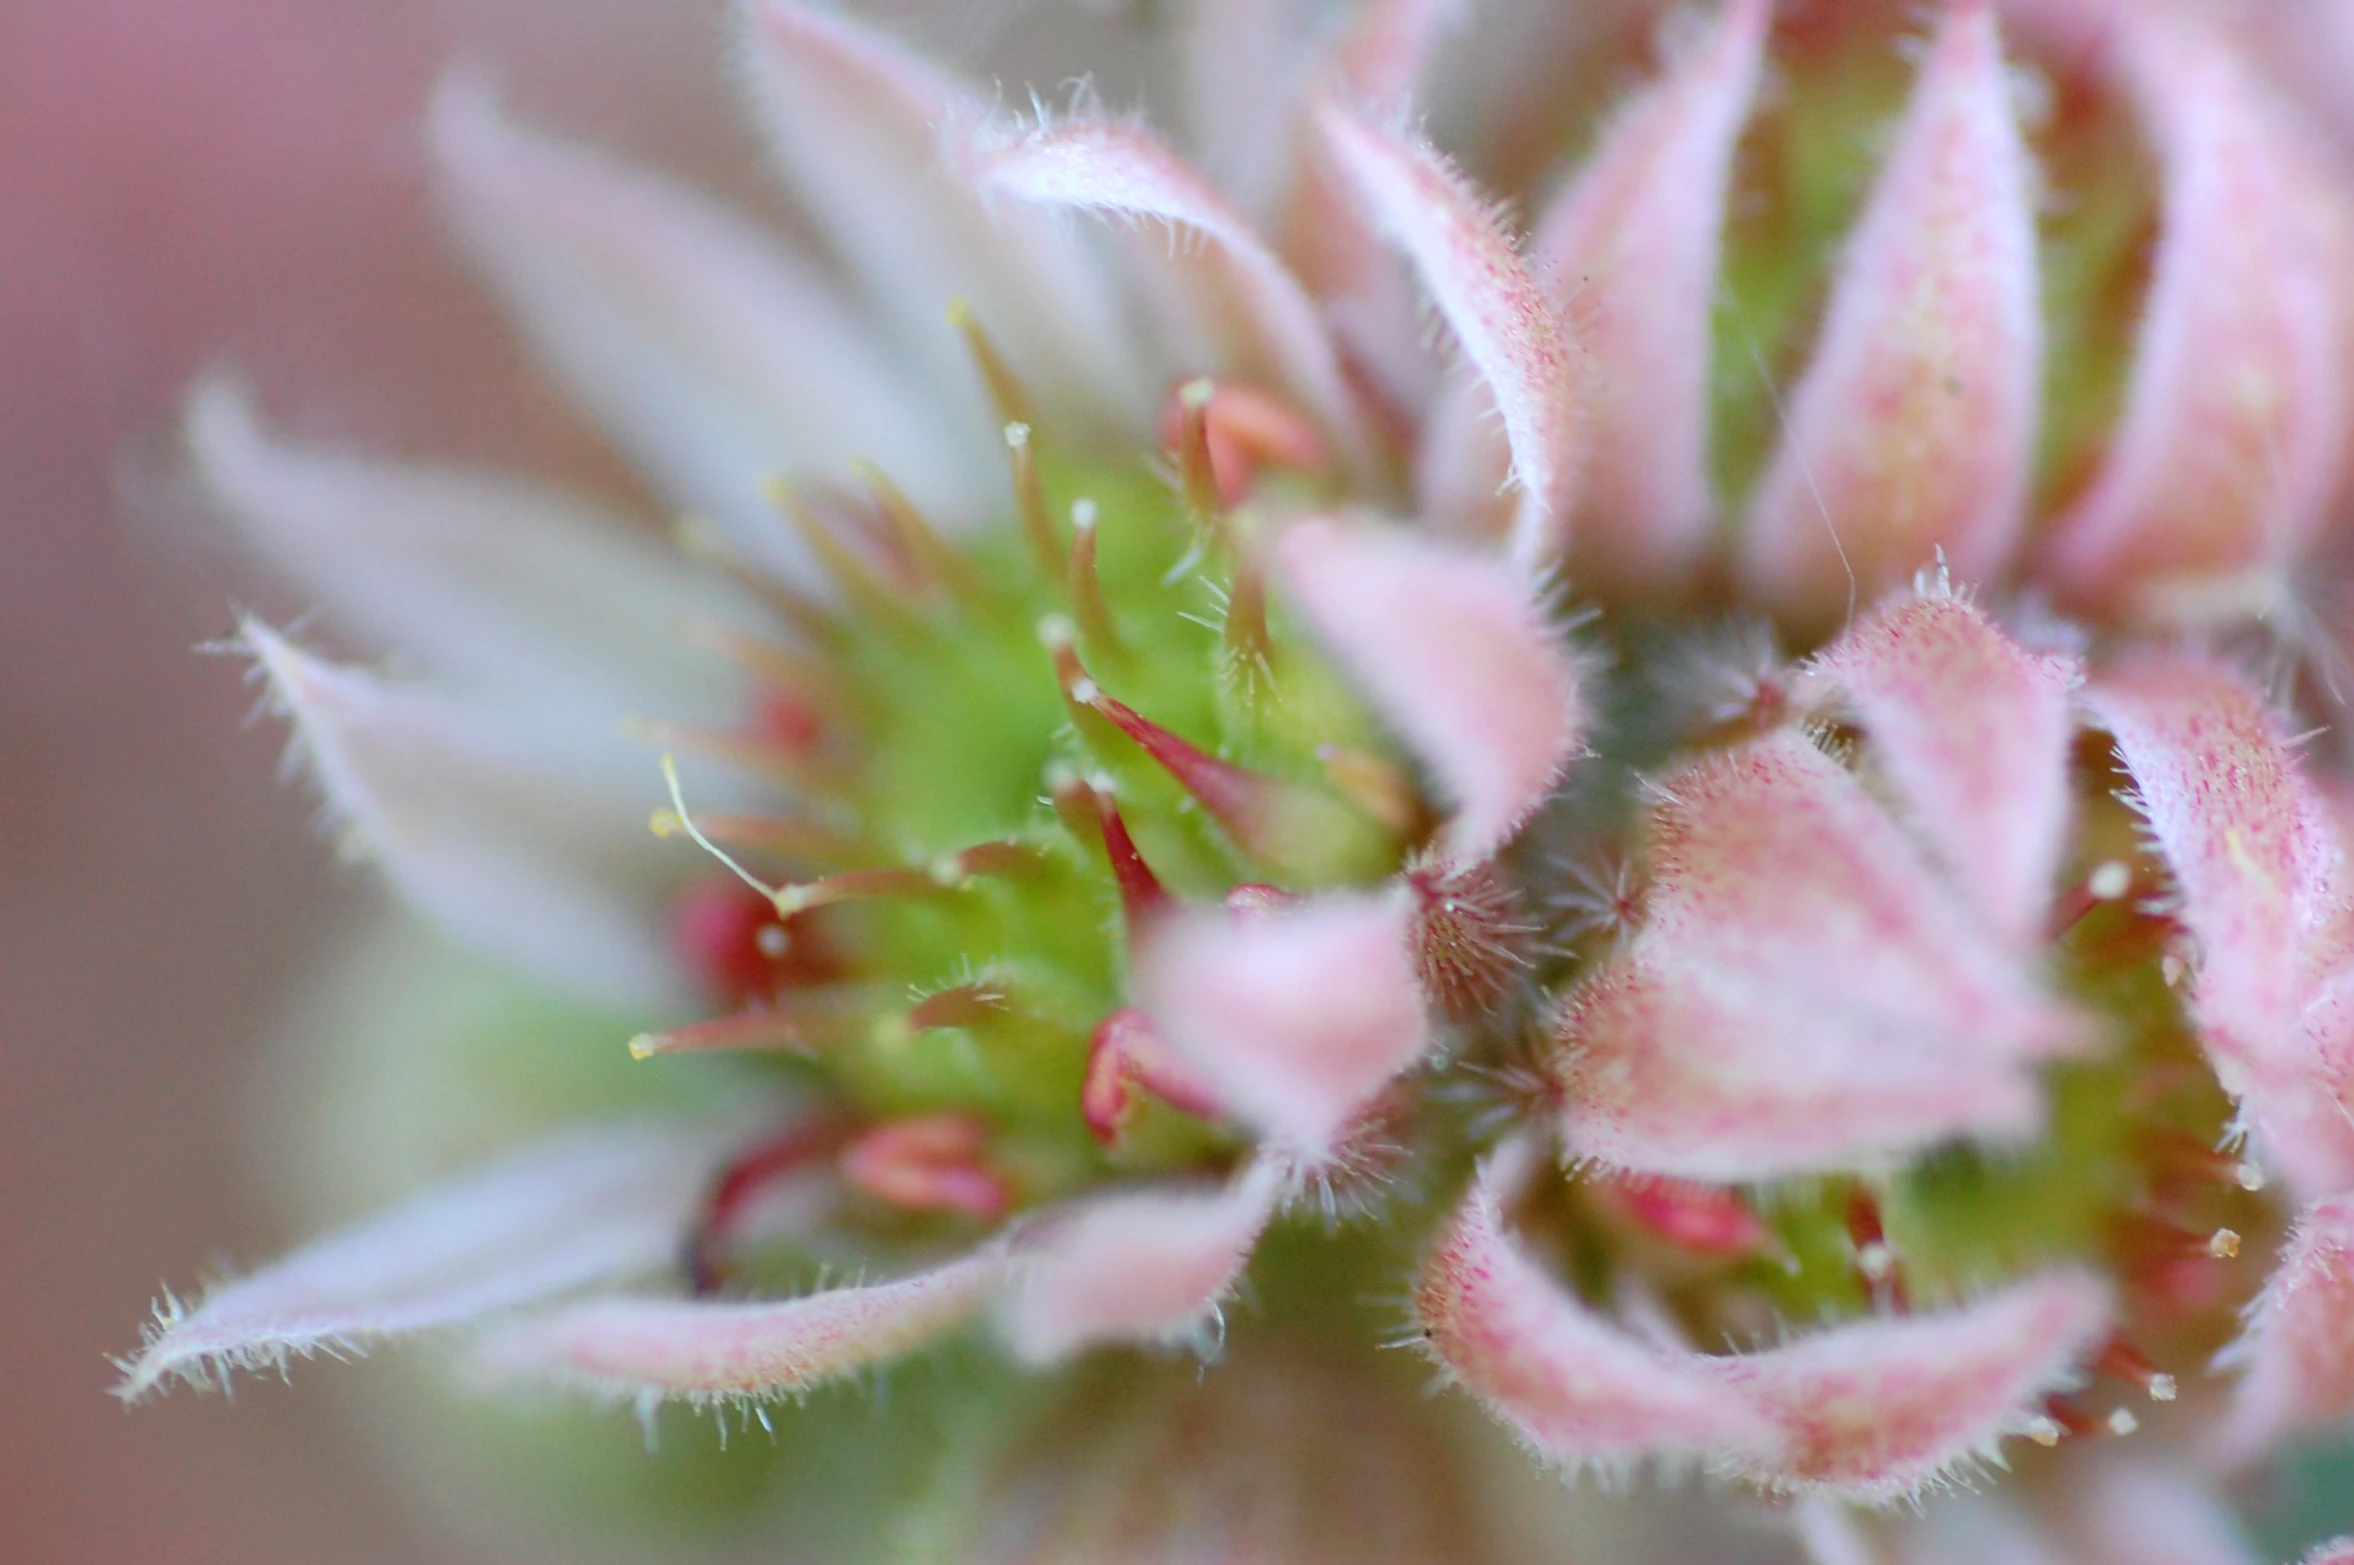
[1641,731,2073,1065]
[118,1117,744,1398]
[1314,101,1583,568]
[1414,1145,1776,1468]
[1740,0,2042,624]
[2308,1543,2354,1565]
[2053,1460,2264,1565]
[471,1245,1005,1402]
[1550,952,2045,1183]
[967,117,1367,467]
[240,621,688,1006]
[2038,10,2354,623]
[996,1160,1284,1364]
[1178,0,1313,218]
[740,0,1138,425]
[1134,889,1427,1158]
[1804,588,2080,946]
[187,380,755,729]
[1275,514,1585,865]
[1528,0,1768,594]
[2086,654,2347,1188]
[1707,1271,2113,1500]
[427,75,980,578]
[2213,1191,2354,1465]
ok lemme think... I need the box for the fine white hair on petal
[1275,513,1584,866]
[2037,5,2354,623]
[117,1115,752,1399]
[1135,888,1428,1160]
[739,0,1144,430]
[996,1158,1284,1364]
[427,71,987,587]
[240,620,693,1008]
[1313,98,1584,570]
[1740,0,2043,624]
[1521,0,1768,594]
[187,380,760,731]
[469,1245,1006,1403]
[965,115,1372,472]
[1804,588,2080,948]
[2211,1191,2354,1467]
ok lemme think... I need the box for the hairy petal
[1706,1272,2113,1501]
[968,117,1366,465]
[472,1246,1005,1402]
[1529,0,1767,593]
[741,0,1137,424]
[2213,1191,2354,1464]
[1315,100,1583,567]
[1805,588,2079,946]
[187,381,753,728]
[1414,1146,1775,1468]
[241,621,688,1006]
[1276,514,1584,864]
[1135,889,1427,1157]
[997,1160,1283,1364]
[2087,654,2350,1192]
[118,1117,744,1398]
[2309,1544,2354,1565]
[428,75,976,581]
[1550,953,2044,1182]
[1741,0,2042,624]
[2039,9,2354,623]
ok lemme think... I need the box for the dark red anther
[685,1119,847,1294]
[1844,1185,1909,1312]
[842,1114,1009,1221]
[673,879,844,1009]
[1081,1007,1226,1144]
[1593,1174,1769,1257]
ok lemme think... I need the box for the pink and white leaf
[241,621,690,1007]
[967,116,1367,464]
[1740,0,2042,623]
[1135,889,1427,1158]
[1414,1145,1775,1468]
[188,381,757,730]
[1805,588,2079,945]
[2038,10,2354,622]
[471,1245,1006,1402]
[2213,1191,2354,1465]
[1276,514,1584,865]
[1706,1271,2113,1501]
[1528,0,1768,593]
[1550,952,2044,1183]
[118,1116,745,1398]
[997,1159,1284,1364]
[1315,101,1582,567]
[429,75,985,580]
[2086,655,2344,1106]
[741,0,1138,425]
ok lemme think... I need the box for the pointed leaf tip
[471,1246,1005,1402]
[1805,590,2080,945]
[1740,0,2042,622]
[118,1117,745,1399]
[1135,890,1427,1158]
[1276,515,1584,866]
[1529,0,1767,592]
[1314,101,1582,567]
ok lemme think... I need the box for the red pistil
[841,1114,1009,1221]
[685,1119,848,1294]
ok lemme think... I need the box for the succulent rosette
[121,0,2354,1559]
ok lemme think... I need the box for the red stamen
[628,990,867,1059]
[685,1119,847,1294]
[1005,422,1064,574]
[1067,499,1125,661]
[1158,376,1331,506]
[1089,784,1171,928]
[1845,1185,1910,1312]
[949,299,1034,427]
[841,1114,1009,1221]
[856,459,973,601]
[2095,1337,2180,1403]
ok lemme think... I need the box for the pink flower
[123,0,2354,1558]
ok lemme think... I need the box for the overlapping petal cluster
[123,0,2354,1559]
